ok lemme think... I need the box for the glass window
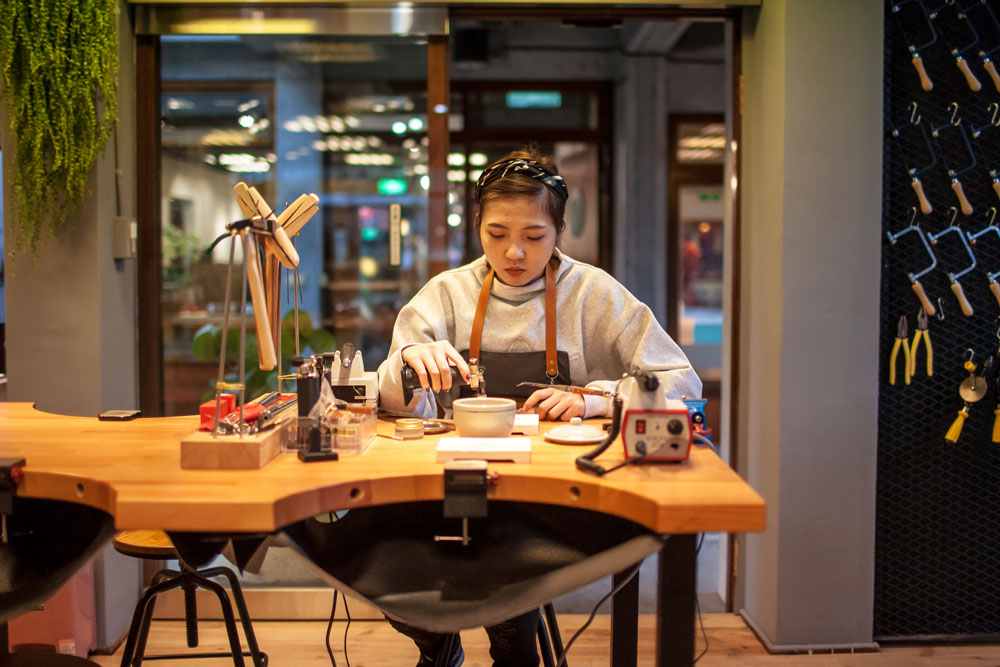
[160,35,429,415]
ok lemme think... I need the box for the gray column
[738,0,882,650]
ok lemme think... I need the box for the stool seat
[112,530,177,560]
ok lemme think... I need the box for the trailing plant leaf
[0,0,119,258]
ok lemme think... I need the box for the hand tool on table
[931,104,978,216]
[516,382,614,397]
[890,315,914,386]
[929,207,978,316]
[965,207,1000,306]
[887,208,940,317]
[401,359,486,404]
[892,0,938,91]
[971,103,1000,204]
[891,103,938,215]
[945,349,990,442]
[928,1,983,91]
[910,308,934,378]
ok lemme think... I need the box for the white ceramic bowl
[452,397,516,438]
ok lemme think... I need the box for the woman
[378,146,701,419]
[375,147,701,666]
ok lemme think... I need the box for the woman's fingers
[401,341,473,393]
[524,389,585,421]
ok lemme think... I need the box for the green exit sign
[377,178,407,196]
[506,91,562,109]
[699,192,722,202]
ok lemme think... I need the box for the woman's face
[479,197,558,286]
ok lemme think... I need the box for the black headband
[474,158,569,203]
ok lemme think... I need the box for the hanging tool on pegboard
[970,102,1000,204]
[890,315,914,386]
[910,308,934,378]
[966,207,1000,307]
[928,0,983,92]
[966,0,1000,93]
[945,349,990,443]
[929,206,978,316]
[892,103,939,215]
[931,103,978,216]
[891,0,938,91]
[887,207,940,316]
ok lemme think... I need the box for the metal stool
[112,530,267,667]
[433,603,567,667]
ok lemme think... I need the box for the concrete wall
[1,1,142,648]
[738,0,882,650]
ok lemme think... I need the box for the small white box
[511,413,539,435]
[436,437,532,463]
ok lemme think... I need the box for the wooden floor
[87,614,1000,666]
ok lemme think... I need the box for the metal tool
[887,208,940,316]
[945,349,990,443]
[931,104,978,216]
[516,382,613,397]
[964,0,1000,91]
[892,0,938,91]
[401,361,486,403]
[929,207,978,316]
[891,103,938,215]
[890,315,914,386]
[971,103,1000,204]
[929,1,983,91]
[910,308,934,378]
[966,207,1000,306]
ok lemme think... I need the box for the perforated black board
[877,0,1000,641]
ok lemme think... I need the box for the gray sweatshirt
[377,249,702,418]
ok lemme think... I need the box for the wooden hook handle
[912,281,936,317]
[985,60,1000,94]
[951,281,974,317]
[990,280,1000,308]
[952,179,974,216]
[912,178,933,215]
[913,54,933,91]
[993,179,1000,204]
[956,57,982,92]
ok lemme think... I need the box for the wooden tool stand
[181,186,319,470]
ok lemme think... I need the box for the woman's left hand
[522,388,586,421]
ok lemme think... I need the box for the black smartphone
[98,409,141,421]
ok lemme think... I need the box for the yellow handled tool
[946,352,988,443]
[889,315,912,386]
[909,309,933,378]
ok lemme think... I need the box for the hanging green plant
[0,0,119,258]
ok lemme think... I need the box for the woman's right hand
[401,341,471,393]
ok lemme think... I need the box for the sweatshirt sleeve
[580,283,702,418]
[376,303,441,419]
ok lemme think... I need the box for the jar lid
[395,418,425,439]
[544,417,606,445]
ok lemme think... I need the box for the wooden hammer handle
[245,233,277,371]
[913,54,933,91]
[952,179,973,216]
[956,56,982,92]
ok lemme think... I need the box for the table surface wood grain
[0,402,765,535]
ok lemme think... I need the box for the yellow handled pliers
[909,308,933,378]
[890,315,912,386]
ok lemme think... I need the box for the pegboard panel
[877,0,1000,641]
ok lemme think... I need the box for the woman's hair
[474,145,567,234]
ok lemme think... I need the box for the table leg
[610,566,640,666]
[656,534,696,667]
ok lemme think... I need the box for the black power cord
[325,591,339,667]
[554,562,641,667]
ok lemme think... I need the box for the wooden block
[181,427,286,469]
[435,437,532,463]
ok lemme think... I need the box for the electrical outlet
[113,216,137,259]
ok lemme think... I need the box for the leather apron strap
[470,258,560,381]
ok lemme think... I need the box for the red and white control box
[620,399,692,462]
